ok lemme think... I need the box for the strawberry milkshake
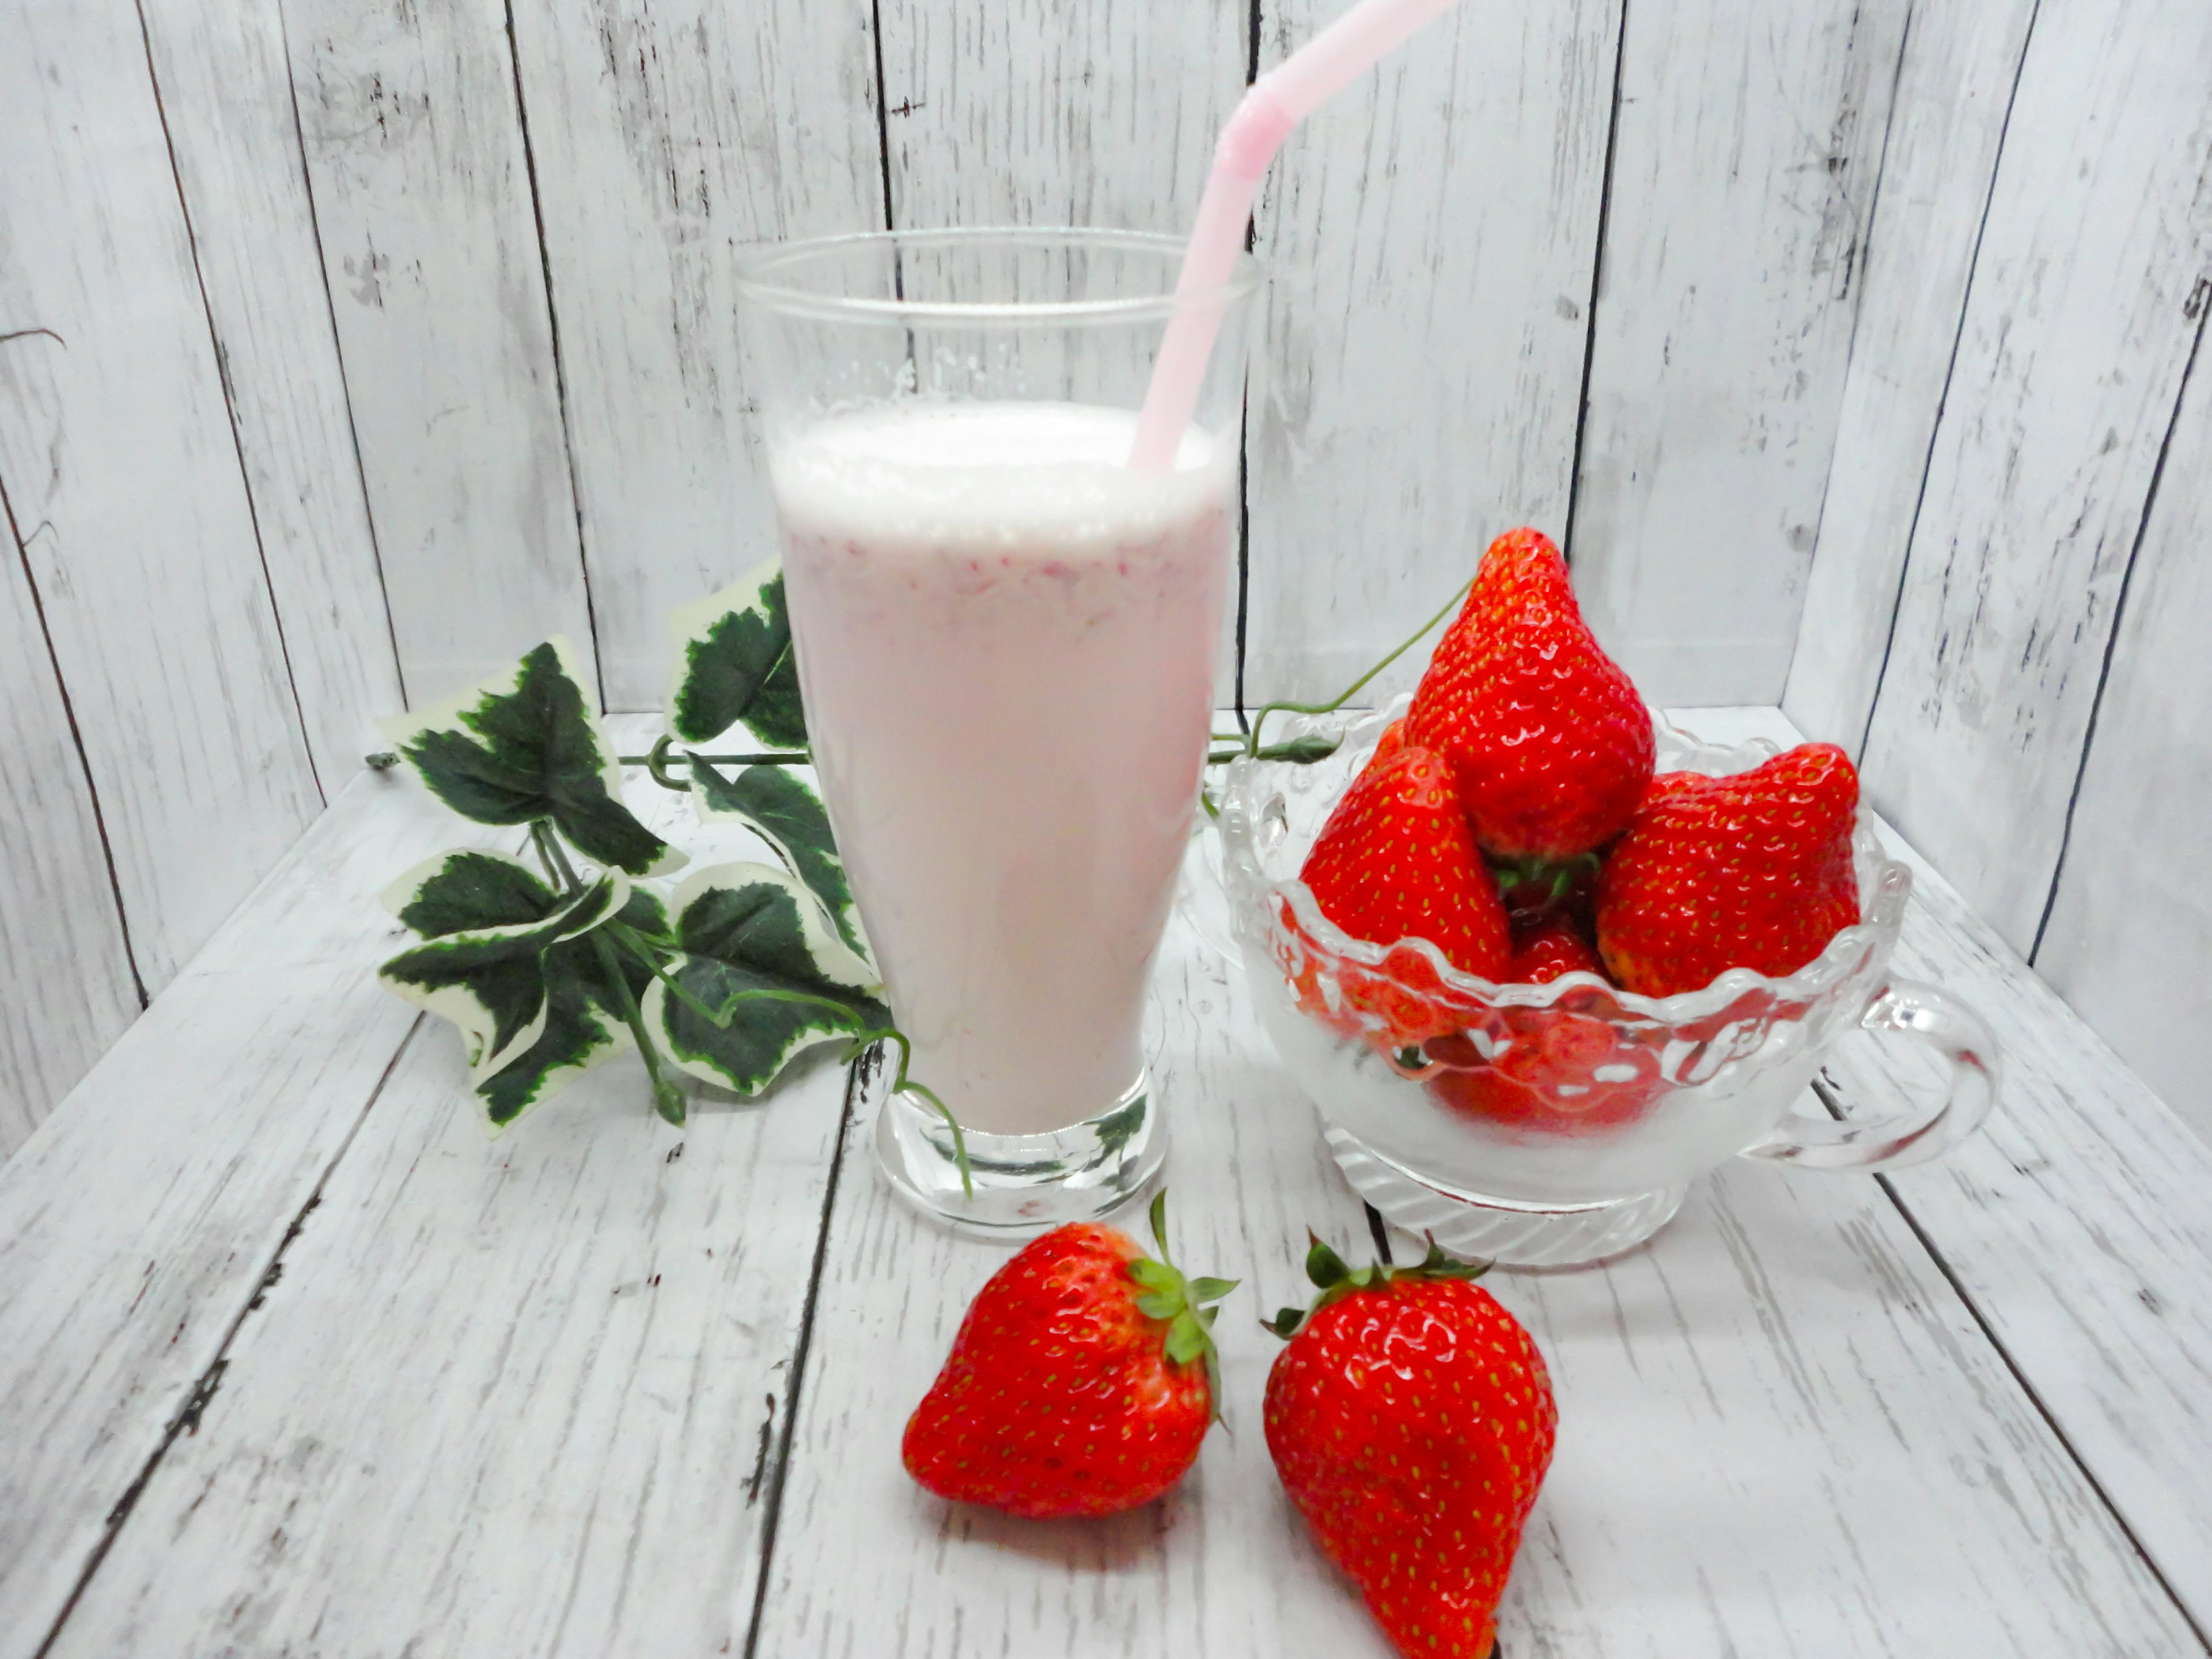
[772,401,1236,1140]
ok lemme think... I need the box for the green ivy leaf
[690,760,868,961]
[642,862,889,1096]
[379,638,685,878]
[665,559,808,750]
[378,857,630,1092]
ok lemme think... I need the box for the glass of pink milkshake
[735,229,1261,1234]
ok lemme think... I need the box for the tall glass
[735,229,1262,1234]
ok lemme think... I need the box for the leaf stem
[589,929,687,1126]
[530,821,582,895]
[1241,575,1472,759]
[618,739,812,792]
[859,1027,972,1200]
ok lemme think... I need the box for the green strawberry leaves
[378,851,638,1130]
[1126,1191,1238,1416]
[379,638,684,878]
[643,862,889,1096]
[666,559,808,751]
[1264,1230,1490,1339]
[691,760,869,960]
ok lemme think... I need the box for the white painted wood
[1243,0,1620,707]
[1570,0,1909,710]
[0,494,139,1160]
[0,0,324,994]
[2034,339,2212,1149]
[47,722,849,1659]
[752,714,2198,1657]
[137,0,407,778]
[509,0,885,711]
[1699,703,2212,1634]
[0,767,499,1656]
[284,0,594,704]
[1782,0,2040,753]
[877,0,1245,232]
[1855,0,2212,953]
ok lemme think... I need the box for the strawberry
[1299,744,1511,984]
[1596,744,1862,997]
[1424,1012,1664,1132]
[1404,528,1654,861]
[1505,914,1604,985]
[1265,1234,1558,1659]
[902,1192,1234,1518]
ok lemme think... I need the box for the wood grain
[1781,0,2041,752]
[0,766,497,1657]
[751,712,2199,1657]
[1570,0,1909,709]
[1855,0,2212,952]
[510,0,884,711]
[1243,0,1619,705]
[284,0,595,705]
[877,0,1245,233]
[2032,331,2212,1147]
[46,722,850,1659]
[0,483,140,1160]
[1720,702,2212,1637]
[137,0,407,778]
[0,0,324,994]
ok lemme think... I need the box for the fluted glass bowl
[1216,699,1997,1265]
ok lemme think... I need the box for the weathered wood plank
[0,486,140,1160]
[1570,0,1908,709]
[2032,330,2212,1148]
[877,0,1245,232]
[1781,0,2040,752]
[0,0,324,994]
[1718,703,2212,1637]
[45,722,849,1659]
[510,0,884,710]
[1854,0,2212,952]
[285,0,594,704]
[752,709,2196,1657]
[1243,0,1620,705]
[138,0,407,779]
[0,766,496,1657]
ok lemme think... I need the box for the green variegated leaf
[379,638,685,878]
[690,760,868,960]
[380,849,557,935]
[379,869,628,1088]
[473,942,634,1130]
[642,862,888,1096]
[665,559,808,750]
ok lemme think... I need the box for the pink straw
[1129,0,1464,470]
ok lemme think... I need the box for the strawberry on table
[1596,743,1862,997]
[1404,528,1655,861]
[1299,744,1512,983]
[902,1192,1234,1519]
[1265,1233,1558,1659]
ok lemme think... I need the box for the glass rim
[732,226,1264,325]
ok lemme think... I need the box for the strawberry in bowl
[1219,531,1999,1267]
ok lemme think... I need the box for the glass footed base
[873,1070,1165,1240]
[1324,1123,1686,1268]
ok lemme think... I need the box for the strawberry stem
[1264,1230,1490,1340]
[1126,1191,1238,1421]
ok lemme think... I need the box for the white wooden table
[3,710,2208,1659]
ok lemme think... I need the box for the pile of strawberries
[903,1196,1555,1659]
[1294,528,1864,1130]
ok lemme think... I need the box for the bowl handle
[1736,980,2001,1173]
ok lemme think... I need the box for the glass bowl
[1216,699,2000,1266]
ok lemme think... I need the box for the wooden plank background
[3,0,2211,1156]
